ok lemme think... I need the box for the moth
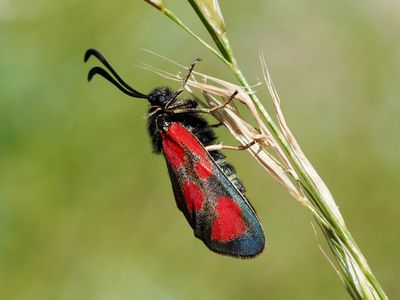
[84,49,265,258]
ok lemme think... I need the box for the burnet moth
[84,49,265,258]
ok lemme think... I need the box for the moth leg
[148,106,162,117]
[154,114,163,134]
[168,101,196,110]
[166,58,201,108]
[205,140,256,152]
[205,133,267,152]
[208,122,224,128]
[206,90,239,113]
[171,90,239,114]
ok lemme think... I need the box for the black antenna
[84,48,148,99]
[87,67,146,98]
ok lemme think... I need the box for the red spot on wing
[183,181,204,212]
[162,135,185,170]
[211,197,246,242]
[195,161,212,180]
[168,123,208,159]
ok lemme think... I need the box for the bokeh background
[1,0,399,299]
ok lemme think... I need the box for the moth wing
[162,122,265,258]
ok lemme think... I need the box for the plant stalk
[144,1,388,298]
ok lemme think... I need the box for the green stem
[145,1,388,298]
[161,7,230,66]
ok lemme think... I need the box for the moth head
[147,87,174,107]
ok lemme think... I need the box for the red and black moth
[84,49,265,258]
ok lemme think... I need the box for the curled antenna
[87,66,147,98]
[84,48,148,99]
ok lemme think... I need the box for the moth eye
[158,95,166,102]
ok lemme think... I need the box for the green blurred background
[1,0,399,299]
